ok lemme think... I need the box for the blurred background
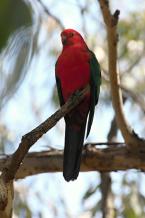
[1,0,145,217]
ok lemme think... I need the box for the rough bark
[0,144,145,179]
[0,181,13,218]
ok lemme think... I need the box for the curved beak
[61,34,67,45]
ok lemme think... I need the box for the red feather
[56,37,90,101]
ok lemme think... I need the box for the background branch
[98,0,145,147]
[37,0,64,30]
[100,115,117,218]
[102,69,145,114]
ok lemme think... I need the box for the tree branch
[0,144,145,179]
[37,0,64,30]
[0,180,13,218]
[1,85,89,183]
[100,115,117,218]
[0,85,89,209]
[120,85,145,114]
[98,0,145,147]
[102,69,145,114]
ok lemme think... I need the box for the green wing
[86,50,101,137]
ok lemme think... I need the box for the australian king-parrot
[55,29,101,182]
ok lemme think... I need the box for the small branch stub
[113,10,120,20]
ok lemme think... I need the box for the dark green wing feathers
[86,50,101,137]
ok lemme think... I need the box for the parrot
[55,29,101,182]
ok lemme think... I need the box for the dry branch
[0,144,145,179]
[98,0,145,147]
[0,85,89,210]
[1,85,90,183]
[37,0,64,29]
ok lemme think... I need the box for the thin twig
[85,142,125,146]
[102,69,145,114]
[121,85,145,114]
[37,0,65,30]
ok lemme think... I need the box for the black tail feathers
[63,124,86,182]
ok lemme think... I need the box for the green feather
[86,50,101,137]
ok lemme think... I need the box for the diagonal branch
[37,0,64,30]
[98,0,145,147]
[0,85,89,210]
[1,85,90,183]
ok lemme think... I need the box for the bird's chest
[56,48,90,100]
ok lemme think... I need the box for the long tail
[63,122,86,182]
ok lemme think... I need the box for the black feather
[63,119,87,181]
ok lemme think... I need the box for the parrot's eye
[70,32,74,37]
